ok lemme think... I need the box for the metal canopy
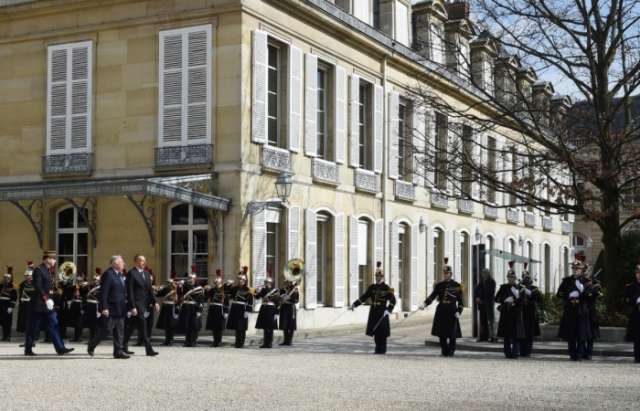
[485,248,541,265]
[0,175,231,212]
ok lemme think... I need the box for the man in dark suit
[87,255,129,359]
[24,251,74,356]
[123,255,159,356]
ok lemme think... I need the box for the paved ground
[1,325,639,411]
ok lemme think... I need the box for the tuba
[58,262,77,285]
[284,259,304,285]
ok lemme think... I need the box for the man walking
[24,251,74,356]
[87,255,129,359]
[475,268,496,342]
[123,255,159,356]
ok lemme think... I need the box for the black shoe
[123,349,135,355]
[87,346,94,357]
[259,344,271,349]
[114,352,130,359]
[57,347,74,356]
[162,341,172,347]
[279,342,287,346]
[24,350,36,356]
[146,350,159,357]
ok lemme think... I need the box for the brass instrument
[58,261,77,285]
[284,258,304,284]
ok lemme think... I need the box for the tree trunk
[601,221,623,314]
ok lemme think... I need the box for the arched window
[544,244,551,292]
[316,211,333,306]
[485,235,494,273]
[57,207,88,276]
[357,217,373,296]
[433,228,444,281]
[169,204,208,279]
[397,222,410,304]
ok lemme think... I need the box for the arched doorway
[168,204,209,280]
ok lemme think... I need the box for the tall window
[267,43,283,147]
[373,0,381,29]
[486,235,494,273]
[435,113,448,190]
[358,82,373,170]
[397,224,408,299]
[544,244,551,292]
[266,222,279,285]
[487,136,497,203]
[57,207,88,276]
[461,125,473,197]
[316,213,332,306]
[316,63,334,160]
[433,228,444,281]
[169,204,208,278]
[397,100,412,181]
[357,219,372,296]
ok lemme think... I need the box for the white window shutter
[287,206,301,260]
[185,27,211,144]
[47,41,92,155]
[305,209,317,309]
[334,65,347,164]
[390,221,399,292]
[373,84,384,174]
[70,43,91,151]
[251,209,267,288]
[426,225,435,291]
[388,91,400,179]
[159,32,183,145]
[454,230,461,282]
[349,216,359,302]
[333,213,345,307]
[288,45,302,153]
[412,104,426,186]
[410,224,418,310]
[304,53,318,156]
[251,30,268,144]
[349,74,360,168]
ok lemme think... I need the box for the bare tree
[406,0,640,310]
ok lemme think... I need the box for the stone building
[0,0,572,328]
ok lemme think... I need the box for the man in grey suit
[87,255,129,359]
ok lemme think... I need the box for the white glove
[504,296,514,304]
[575,280,584,293]
[636,296,640,304]
[7,308,12,314]
[524,288,532,296]
[224,313,228,319]
[196,312,202,318]
[96,312,101,319]
[243,312,248,319]
[80,310,85,315]
[143,311,150,319]
[569,291,580,299]
[172,313,179,320]
[511,287,520,299]
[454,312,460,319]
[383,310,390,317]
[274,314,279,321]
[45,299,54,311]
[126,311,132,319]
[349,304,356,311]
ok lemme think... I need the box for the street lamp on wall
[245,172,294,219]
[275,173,293,204]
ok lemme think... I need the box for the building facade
[0,0,572,327]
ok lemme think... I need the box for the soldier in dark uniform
[278,279,299,346]
[255,274,280,349]
[17,264,35,334]
[350,262,396,354]
[624,264,640,363]
[556,255,592,361]
[205,270,228,347]
[226,267,254,348]
[24,251,73,356]
[0,267,18,341]
[496,263,525,358]
[519,263,541,357]
[474,268,496,342]
[582,269,602,360]
[421,258,463,357]
[82,270,101,341]
[156,275,181,346]
[179,269,205,347]
[67,275,85,341]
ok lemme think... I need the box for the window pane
[193,254,208,277]
[268,118,278,146]
[192,207,208,225]
[268,68,278,93]
[76,208,88,228]
[171,230,189,253]
[268,93,278,117]
[58,233,74,255]
[58,208,74,229]
[76,256,88,277]
[171,255,189,278]
[193,230,208,254]
[77,233,88,255]
[171,204,189,225]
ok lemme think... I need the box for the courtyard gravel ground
[1,325,639,411]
